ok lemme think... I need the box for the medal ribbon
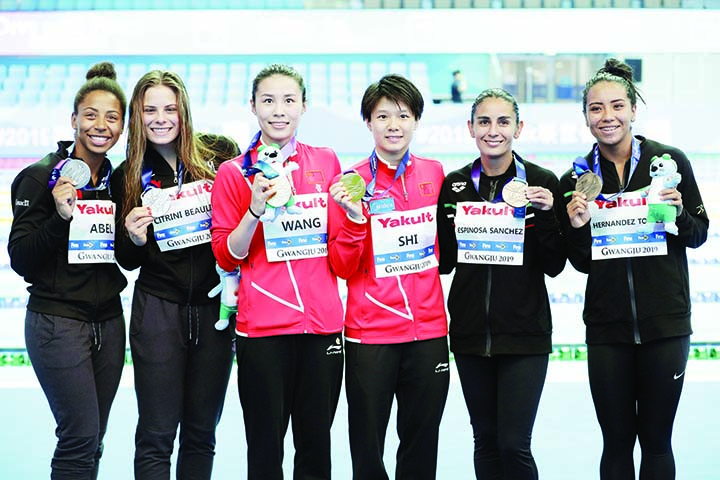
[470,152,527,201]
[242,131,297,173]
[82,158,113,192]
[573,136,641,201]
[48,158,70,189]
[470,152,527,218]
[141,158,184,194]
[364,148,409,202]
[241,131,297,187]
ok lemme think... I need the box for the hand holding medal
[330,171,367,222]
[265,177,293,208]
[51,160,91,221]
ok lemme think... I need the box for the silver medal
[141,188,172,217]
[60,159,91,189]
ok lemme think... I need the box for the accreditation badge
[370,205,438,278]
[68,200,115,264]
[454,201,525,266]
[589,191,667,260]
[153,180,213,252]
[263,193,329,262]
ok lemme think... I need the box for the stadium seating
[0,57,438,108]
[0,0,717,9]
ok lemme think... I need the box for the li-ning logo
[326,339,343,355]
[451,182,467,193]
[434,362,449,373]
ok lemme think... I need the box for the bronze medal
[576,172,603,201]
[502,179,528,208]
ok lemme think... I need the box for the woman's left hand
[660,188,683,216]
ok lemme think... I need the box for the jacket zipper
[626,258,641,344]
[92,190,101,321]
[489,179,498,201]
[484,267,492,356]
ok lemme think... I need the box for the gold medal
[266,178,293,208]
[340,172,366,202]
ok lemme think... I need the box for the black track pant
[454,353,548,480]
[588,335,690,480]
[26,311,126,480]
[130,288,235,480]
[236,333,344,480]
[345,337,450,480]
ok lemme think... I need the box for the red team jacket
[328,154,448,344]
[211,142,344,337]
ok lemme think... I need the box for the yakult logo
[175,182,212,199]
[462,204,513,216]
[76,203,114,215]
[377,211,434,228]
[294,197,327,209]
[595,197,647,209]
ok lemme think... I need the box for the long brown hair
[122,70,214,220]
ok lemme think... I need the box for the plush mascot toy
[245,143,301,222]
[643,153,682,235]
[208,264,240,331]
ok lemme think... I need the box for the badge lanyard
[364,148,409,202]
[573,136,641,201]
[141,157,183,194]
[470,152,527,217]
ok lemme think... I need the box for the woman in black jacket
[111,70,237,480]
[9,62,127,480]
[437,88,566,479]
[560,58,709,480]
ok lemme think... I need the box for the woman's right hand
[329,181,364,222]
[566,191,592,229]
[51,177,77,221]
[125,206,154,246]
[248,172,274,218]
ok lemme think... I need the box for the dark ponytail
[582,58,645,114]
[73,62,127,122]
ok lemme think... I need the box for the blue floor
[1,361,718,479]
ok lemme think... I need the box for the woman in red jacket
[210,64,344,480]
[328,74,449,480]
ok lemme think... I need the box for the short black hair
[360,74,424,121]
